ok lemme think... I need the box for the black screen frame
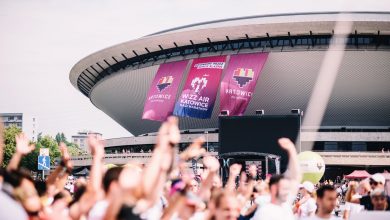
[218,114,301,172]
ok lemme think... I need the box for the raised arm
[225,164,242,192]
[279,138,301,195]
[141,116,181,203]
[141,120,171,201]
[46,143,73,194]
[198,155,220,201]
[69,135,105,220]
[87,135,105,193]
[7,133,35,171]
[279,138,301,181]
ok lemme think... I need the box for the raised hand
[59,142,70,161]
[156,121,170,151]
[15,133,35,155]
[88,135,105,159]
[167,116,180,145]
[156,116,181,151]
[203,156,220,173]
[248,164,257,178]
[229,163,242,177]
[180,137,206,161]
[278,137,296,152]
[59,142,73,170]
[278,137,301,184]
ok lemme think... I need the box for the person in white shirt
[297,181,317,218]
[251,138,302,220]
[88,166,124,220]
[303,185,341,220]
[343,181,363,219]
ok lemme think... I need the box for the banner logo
[143,60,188,121]
[174,56,226,119]
[191,77,208,94]
[156,76,173,92]
[220,53,268,116]
[194,62,225,69]
[233,68,254,88]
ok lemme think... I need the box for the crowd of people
[0,117,389,220]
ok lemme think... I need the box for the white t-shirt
[344,202,363,214]
[299,198,317,217]
[0,191,28,220]
[251,202,295,220]
[69,184,75,194]
[88,200,109,220]
[140,199,164,220]
[189,211,206,220]
[301,215,342,220]
[255,195,271,208]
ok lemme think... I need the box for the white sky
[0,0,389,139]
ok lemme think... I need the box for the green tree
[2,125,22,168]
[20,135,61,171]
[55,132,68,144]
[66,144,84,156]
[2,127,85,170]
[37,132,42,142]
[36,135,61,163]
[55,132,85,156]
[2,126,62,170]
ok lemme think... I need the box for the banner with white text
[174,56,226,119]
[142,60,188,121]
[220,53,268,115]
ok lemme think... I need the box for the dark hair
[3,168,33,188]
[69,185,86,207]
[53,191,67,203]
[269,174,285,187]
[103,167,124,192]
[34,180,47,197]
[316,184,336,199]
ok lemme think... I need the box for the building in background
[0,113,23,129]
[69,12,390,176]
[71,131,102,152]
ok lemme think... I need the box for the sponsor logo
[156,76,173,92]
[317,162,324,171]
[233,68,254,88]
[194,62,225,69]
[191,77,208,94]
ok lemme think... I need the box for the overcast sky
[0,0,389,140]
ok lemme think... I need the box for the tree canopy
[1,126,85,170]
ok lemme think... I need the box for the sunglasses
[369,181,379,186]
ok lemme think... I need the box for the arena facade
[69,12,390,172]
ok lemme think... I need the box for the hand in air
[15,133,35,155]
[203,156,220,173]
[88,135,105,159]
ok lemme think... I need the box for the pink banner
[220,53,268,115]
[174,56,226,119]
[142,60,188,121]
